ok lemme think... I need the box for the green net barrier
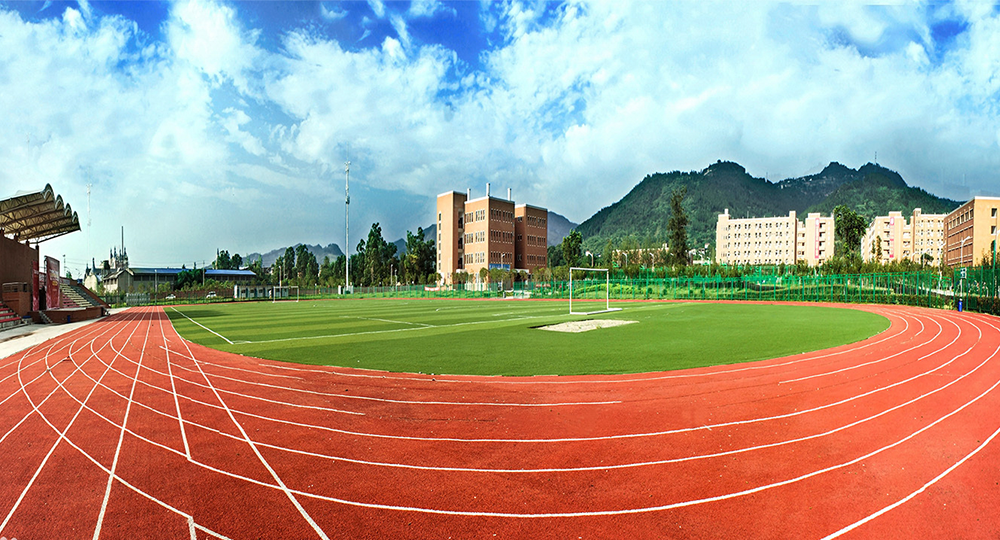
[107,272,966,312]
[953,267,1000,316]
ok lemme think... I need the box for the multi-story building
[861,208,946,265]
[944,196,1000,267]
[436,185,547,284]
[715,209,834,266]
[515,204,548,271]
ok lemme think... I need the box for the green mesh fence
[953,267,1000,316]
[103,272,971,312]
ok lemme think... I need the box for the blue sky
[2,0,999,275]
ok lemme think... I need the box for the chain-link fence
[101,271,975,312]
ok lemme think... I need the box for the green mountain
[576,161,961,253]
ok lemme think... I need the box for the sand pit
[539,319,637,333]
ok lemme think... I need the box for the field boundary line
[239,314,549,344]
[340,315,434,327]
[168,306,234,345]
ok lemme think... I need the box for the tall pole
[345,158,351,292]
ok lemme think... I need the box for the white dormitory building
[715,209,835,266]
[861,208,946,265]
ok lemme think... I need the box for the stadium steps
[0,302,28,331]
[59,281,104,309]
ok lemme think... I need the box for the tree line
[208,224,437,288]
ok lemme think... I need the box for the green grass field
[165,299,889,376]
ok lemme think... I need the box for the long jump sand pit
[538,318,637,333]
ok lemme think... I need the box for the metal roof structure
[0,184,81,243]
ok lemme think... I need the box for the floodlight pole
[585,250,593,266]
[345,159,350,293]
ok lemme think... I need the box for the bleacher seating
[0,301,26,330]
[59,281,105,309]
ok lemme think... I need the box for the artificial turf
[165,299,889,376]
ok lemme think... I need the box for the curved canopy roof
[0,184,81,243]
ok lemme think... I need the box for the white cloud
[367,0,385,19]
[390,14,411,50]
[165,0,261,95]
[320,3,348,21]
[408,0,456,19]
[221,108,266,156]
[6,0,1000,274]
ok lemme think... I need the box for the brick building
[436,185,547,284]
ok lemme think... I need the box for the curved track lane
[1,304,998,539]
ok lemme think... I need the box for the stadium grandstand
[0,184,107,328]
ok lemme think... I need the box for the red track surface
[2,304,1000,539]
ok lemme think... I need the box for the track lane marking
[164,347,620,407]
[0,310,143,534]
[94,307,153,540]
[172,308,331,540]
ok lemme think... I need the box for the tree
[834,205,867,255]
[561,230,582,268]
[215,250,232,270]
[547,244,565,267]
[363,223,398,286]
[282,247,295,282]
[403,227,436,284]
[231,253,243,269]
[667,187,689,266]
[248,256,264,282]
[872,236,883,262]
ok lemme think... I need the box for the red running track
[1,304,999,539]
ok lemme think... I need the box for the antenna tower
[345,156,350,291]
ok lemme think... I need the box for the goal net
[569,267,621,315]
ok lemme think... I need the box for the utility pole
[345,157,351,292]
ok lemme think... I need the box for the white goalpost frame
[568,267,622,315]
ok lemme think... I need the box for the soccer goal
[569,267,621,315]
[271,285,300,302]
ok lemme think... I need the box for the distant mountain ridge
[576,160,961,252]
[246,243,344,267]
[247,210,576,267]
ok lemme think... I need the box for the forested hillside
[575,161,961,253]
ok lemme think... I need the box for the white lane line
[160,316,191,459]
[780,313,935,383]
[16,381,235,540]
[341,315,434,327]
[0,311,141,534]
[101,346,362,417]
[287,354,1000,518]
[174,316,331,540]
[239,314,547,345]
[94,308,152,540]
[222,314,975,444]
[168,306,234,345]
[260,306,912,383]
[164,348,619,407]
[823,423,1000,539]
[246,325,1000,473]
[157,348,303,380]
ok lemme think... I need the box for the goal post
[569,267,621,315]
